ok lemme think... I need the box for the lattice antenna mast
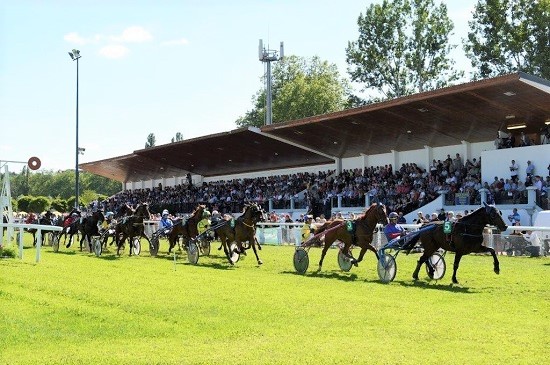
[258,39,284,126]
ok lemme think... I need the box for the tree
[28,196,50,213]
[145,133,156,148]
[236,55,351,128]
[346,0,463,100]
[171,132,183,143]
[464,0,550,79]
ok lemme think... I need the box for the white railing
[255,222,550,256]
[0,223,63,262]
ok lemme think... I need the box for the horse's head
[361,202,389,226]
[483,202,508,232]
[191,205,206,222]
[134,203,151,219]
[93,210,105,225]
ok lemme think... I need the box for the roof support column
[424,145,433,171]
[360,153,368,169]
[335,158,342,175]
[461,140,471,163]
[391,150,399,170]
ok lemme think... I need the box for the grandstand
[81,72,550,223]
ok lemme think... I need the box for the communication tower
[258,39,284,125]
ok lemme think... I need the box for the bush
[0,245,17,258]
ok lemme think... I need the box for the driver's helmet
[203,210,211,218]
[105,212,114,219]
[162,209,169,217]
[388,212,398,221]
[211,210,220,217]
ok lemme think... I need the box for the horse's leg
[474,245,500,275]
[317,236,331,271]
[249,238,262,265]
[451,253,464,284]
[412,252,431,280]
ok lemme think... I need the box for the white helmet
[162,209,169,216]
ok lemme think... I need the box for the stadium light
[68,49,82,208]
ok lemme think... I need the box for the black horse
[26,212,59,246]
[78,210,105,252]
[410,203,508,284]
[115,203,152,256]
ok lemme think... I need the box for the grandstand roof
[81,72,550,182]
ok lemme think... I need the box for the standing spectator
[509,160,519,181]
[520,131,530,146]
[507,208,521,225]
[526,160,535,178]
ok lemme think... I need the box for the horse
[115,203,152,256]
[213,203,266,265]
[166,205,205,254]
[409,203,508,284]
[26,212,59,246]
[78,210,105,252]
[114,203,134,219]
[59,213,82,249]
[313,202,389,272]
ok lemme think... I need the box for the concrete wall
[481,144,550,184]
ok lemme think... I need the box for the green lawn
[0,237,548,365]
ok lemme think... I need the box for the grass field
[0,236,548,365]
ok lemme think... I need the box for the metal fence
[255,223,549,257]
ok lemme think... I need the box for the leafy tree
[50,198,68,213]
[17,196,32,212]
[145,133,156,148]
[236,55,351,128]
[171,132,183,143]
[28,196,50,213]
[346,0,463,100]
[464,0,550,79]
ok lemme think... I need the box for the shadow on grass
[51,250,77,256]
[280,270,359,282]
[393,279,476,293]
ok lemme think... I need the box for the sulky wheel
[52,234,60,252]
[293,247,309,274]
[149,237,159,257]
[337,248,354,272]
[92,237,102,257]
[132,237,141,256]
[377,254,397,283]
[425,252,446,280]
[229,242,240,264]
[199,238,211,256]
[187,240,199,264]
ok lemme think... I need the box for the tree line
[3,166,120,214]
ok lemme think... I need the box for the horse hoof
[258,260,263,265]
[494,269,500,275]
[351,260,358,267]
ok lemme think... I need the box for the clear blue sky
[0,0,477,172]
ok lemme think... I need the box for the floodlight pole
[69,49,82,209]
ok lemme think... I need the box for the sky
[0,0,478,172]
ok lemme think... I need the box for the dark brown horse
[115,203,152,256]
[167,204,205,253]
[313,203,389,271]
[411,203,507,284]
[78,210,105,252]
[213,203,266,265]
